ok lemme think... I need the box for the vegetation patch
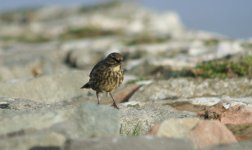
[144,55,252,79]
[120,123,142,136]
[194,55,252,78]
[125,34,170,46]
[79,1,120,13]
[0,26,121,43]
[60,26,122,40]
[241,42,252,49]
[0,7,37,23]
[0,35,50,43]
[203,38,220,46]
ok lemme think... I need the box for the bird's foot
[112,102,119,109]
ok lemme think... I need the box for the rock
[0,44,68,81]
[130,78,252,102]
[226,124,252,141]
[216,41,242,59]
[0,103,120,138]
[150,118,237,149]
[203,140,252,150]
[62,38,119,69]
[190,120,237,149]
[114,84,141,103]
[0,101,9,109]
[0,97,44,110]
[145,12,184,36]
[65,48,102,69]
[0,132,65,150]
[0,71,89,104]
[198,104,252,125]
[120,101,196,135]
[150,118,200,138]
[65,136,195,150]
[220,106,252,124]
[191,97,221,106]
[56,103,120,138]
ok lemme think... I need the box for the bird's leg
[109,92,119,109]
[96,92,100,105]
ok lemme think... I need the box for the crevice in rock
[119,85,142,103]
[29,146,60,150]
[0,102,9,109]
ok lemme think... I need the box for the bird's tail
[81,83,90,89]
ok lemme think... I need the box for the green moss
[60,26,121,40]
[195,55,252,78]
[147,55,252,79]
[125,34,170,46]
[203,38,219,46]
[0,35,50,43]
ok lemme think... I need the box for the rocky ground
[0,2,252,150]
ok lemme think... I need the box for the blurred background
[1,0,252,39]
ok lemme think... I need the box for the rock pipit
[81,52,124,109]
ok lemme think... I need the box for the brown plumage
[81,52,124,109]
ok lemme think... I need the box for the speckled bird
[81,52,124,109]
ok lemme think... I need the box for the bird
[81,52,124,109]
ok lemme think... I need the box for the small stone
[191,97,221,106]
[122,101,142,108]
[222,101,247,109]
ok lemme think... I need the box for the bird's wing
[89,59,105,77]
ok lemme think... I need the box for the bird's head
[106,52,123,65]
